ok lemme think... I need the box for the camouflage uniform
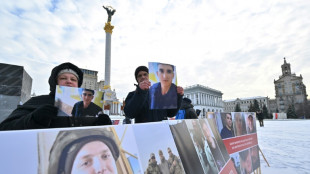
[145,153,162,174]
[167,148,184,174]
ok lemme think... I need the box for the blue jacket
[124,85,182,123]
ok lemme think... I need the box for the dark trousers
[259,119,264,127]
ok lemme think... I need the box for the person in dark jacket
[0,62,111,131]
[71,89,102,117]
[180,98,197,119]
[124,66,183,123]
[257,110,264,127]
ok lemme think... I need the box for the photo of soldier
[145,153,161,174]
[38,126,143,174]
[167,147,184,174]
[132,122,184,174]
[158,150,170,174]
[46,128,120,174]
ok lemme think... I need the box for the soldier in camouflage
[167,148,184,174]
[145,153,161,174]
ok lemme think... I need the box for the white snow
[257,120,310,174]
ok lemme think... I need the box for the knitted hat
[57,69,79,80]
[48,62,83,95]
[48,128,119,174]
[183,97,192,104]
[134,66,148,82]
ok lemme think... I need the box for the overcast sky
[1,0,309,101]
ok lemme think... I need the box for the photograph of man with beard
[71,89,102,117]
[149,62,177,109]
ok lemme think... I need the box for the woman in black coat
[0,62,111,130]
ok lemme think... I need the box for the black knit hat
[134,66,148,82]
[48,128,120,174]
[183,97,192,104]
[48,62,84,95]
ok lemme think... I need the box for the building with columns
[183,84,224,117]
[274,58,308,113]
[223,96,269,112]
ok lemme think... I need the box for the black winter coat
[0,94,109,130]
[0,62,111,131]
[180,100,197,119]
[124,85,182,123]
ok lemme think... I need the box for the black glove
[32,104,58,127]
[96,113,112,125]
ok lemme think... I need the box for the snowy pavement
[257,120,310,174]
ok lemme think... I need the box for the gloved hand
[32,104,58,127]
[96,113,112,125]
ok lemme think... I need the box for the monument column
[104,22,114,89]
[103,5,116,89]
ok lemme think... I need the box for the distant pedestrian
[257,111,264,127]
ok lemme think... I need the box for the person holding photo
[71,89,102,117]
[149,63,177,109]
[0,62,111,130]
[124,65,183,123]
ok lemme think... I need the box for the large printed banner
[214,112,260,174]
[0,118,258,174]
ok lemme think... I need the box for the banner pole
[259,146,270,167]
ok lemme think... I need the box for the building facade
[80,68,120,115]
[0,63,32,122]
[274,58,308,112]
[184,84,224,116]
[223,96,269,112]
